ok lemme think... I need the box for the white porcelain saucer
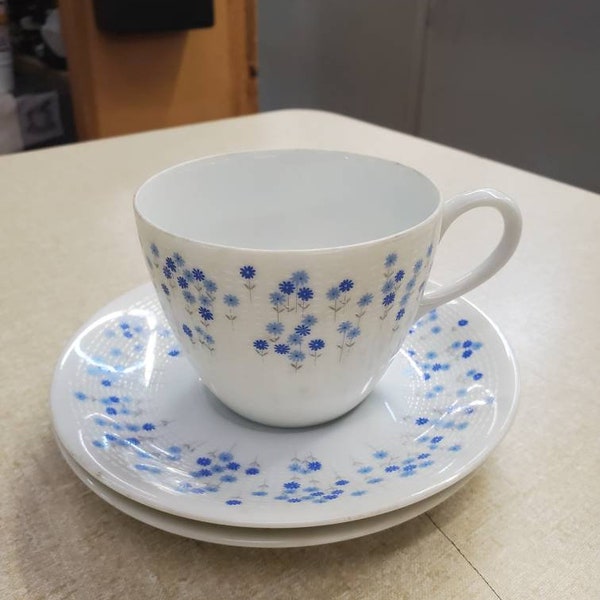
[51,283,518,528]
[56,436,474,548]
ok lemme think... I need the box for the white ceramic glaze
[134,150,521,427]
[50,283,519,528]
[56,438,474,548]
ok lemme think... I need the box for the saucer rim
[55,435,474,549]
[50,282,519,528]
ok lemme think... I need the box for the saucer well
[50,283,518,528]
[56,437,474,548]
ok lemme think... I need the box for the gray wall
[258,0,600,192]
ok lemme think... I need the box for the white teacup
[134,150,521,427]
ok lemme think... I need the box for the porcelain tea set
[51,150,521,547]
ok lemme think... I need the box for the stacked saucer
[50,284,518,548]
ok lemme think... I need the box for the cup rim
[133,148,442,254]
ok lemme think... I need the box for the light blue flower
[204,279,218,293]
[182,290,196,304]
[198,294,213,307]
[173,252,185,267]
[385,253,398,268]
[357,293,373,307]
[302,314,318,327]
[289,350,306,363]
[266,322,284,336]
[269,291,285,306]
[150,243,159,257]
[287,333,302,346]
[381,279,394,294]
[290,270,309,285]
[413,259,423,273]
[337,321,352,334]
[223,294,239,307]
[326,287,341,301]
[347,326,361,340]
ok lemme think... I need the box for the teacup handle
[417,188,522,319]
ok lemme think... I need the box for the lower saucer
[51,283,518,528]
[57,437,474,548]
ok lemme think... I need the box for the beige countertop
[1,109,598,599]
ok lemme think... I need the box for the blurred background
[1,0,598,192]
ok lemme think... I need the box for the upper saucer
[50,283,518,528]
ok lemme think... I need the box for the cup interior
[134,150,439,251]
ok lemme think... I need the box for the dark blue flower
[297,287,314,301]
[204,279,218,294]
[289,350,305,363]
[161,284,170,296]
[182,324,193,338]
[431,435,443,444]
[191,469,212,478]
[266,321,284,336]
[308,339,325,352]
[269,291,285,306]
[223,294,239,307]
[192,268,205,282]
[274,343,290,355]
[279,280,295,295]
[415,417,429,425]
[396,308,405,321]
[395,269,405,283]
[290,270,309,285]
[337,321,352,334]
[150,243,159,257]
[382,292,396,306]
[358,293,373,307]
[182,290,196,303]
[326,286,341,301]
[339,279,354,293]
[287,333,302,346]
[382,279,394,294]
[294,324,311,337]
[165,257,176,272]
[385,253,398,268]
[253,339,269,351]
[162,266,172,279]
[198,307,214,321]
[347,326,361,340]
[173,252,185,267]
[205,334,215,346]
[284,481,300,490]
[142,422,155,431]
[177,276,188,289]
[307,460,322,471]
[458,319,468,327]
[196,456,212,466]
[240,265,256,279]
[245,467,260,475]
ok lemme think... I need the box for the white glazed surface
[50,283,518,528]
[134,150,521,426]
[56,438,474,549]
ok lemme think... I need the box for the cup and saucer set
[50,150,522,548]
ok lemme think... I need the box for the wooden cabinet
[59,0,257,139]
